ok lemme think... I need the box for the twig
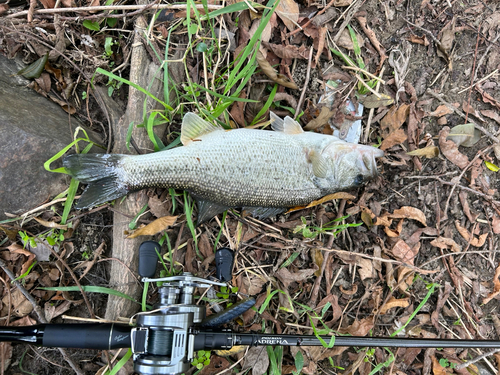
[332,0,364,43]
[50,248,96,319]
[294,46,314,119]
[457,68,498,94]
[342,66,386,83]
[287,0,337,37]
[455,348,500,370]
[0,259,84,375]
[471,31,500,88]
[354,73,381,97]
[6,2,222,18]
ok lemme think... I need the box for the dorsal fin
[270,113,304,134]
[308,149,328,178]
[181,112,223,146]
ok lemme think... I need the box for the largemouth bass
[63,113,384,223]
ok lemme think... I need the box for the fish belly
[122,129,321,208]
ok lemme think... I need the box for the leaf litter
[3,0,500,373]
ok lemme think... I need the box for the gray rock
[0,54,101,219]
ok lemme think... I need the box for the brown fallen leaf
[243,346,269,375]
[303,106,335,131]
[429,104,454,117]
[431,354,451,375]
[362,93,394,109]
[380,104,409,133]
[276,0,299,32]
[311,248,323,277]
[34,217,68,230]
[407,146,439,158]
[430,237,461,252]
[454,220,488,247]
[263,42,309,59]
[306,192,356,207]
[384,218,403,237]
[392,239,419,265]
[438,127,469,169]
[481,109,500,124]
[407,34,429,46]
[127,215,178,238]
[256,50,298,89]
[339,316,374,336]
[380,128,407,150]
[483,263,500,304]
[379,296,410,314]
[493,214,500,234]
[275,265,318,288]
[336,28,364,50]
[390,206,427,226]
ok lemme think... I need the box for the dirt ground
[1,0,500,374]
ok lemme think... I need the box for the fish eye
[354,174,364,186]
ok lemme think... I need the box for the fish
[63,112,384,223]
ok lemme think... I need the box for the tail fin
[63,154,129,209]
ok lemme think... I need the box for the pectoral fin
[181,112,223,146]
[195,199,230,224]
[308,149,328,178]
[243,206,286,220]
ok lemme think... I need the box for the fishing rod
[1,242,499,375]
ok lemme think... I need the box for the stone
[0,54,101,219]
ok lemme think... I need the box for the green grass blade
[251,83,278,125]
[94,68,173,110]
[106,349,133,375]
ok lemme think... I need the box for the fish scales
[122,128,321,208]
[63,112,384,221]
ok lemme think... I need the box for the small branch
[6,2,222,18]
[294,46,314,119]
[455,348,500,370]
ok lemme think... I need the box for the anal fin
[242,207,286,220]
[195,199,230,225]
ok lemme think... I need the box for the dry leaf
[264,42,309,59]
[306,192,356,208]
[431,354,451,375]
[407,34,429,46]
[390,206,427,226]
[430,237,461,252]
[380,128,407,150]
[380,104,410,133]
[454,220,488,247]
[304,106,335,130]
[256,50,298,89]
[492,215,500,234]
[275,266,318,288]
[127,216,178,238]
[148,195,171,218]
[242,274,266,295]
[276,0,299,32]
[429,104,453,117]
[340,284,358,295]
[340,316,374,336]
[243,346,269,375]
[384,218,403,237]
[439,29,454,57]
[362,93,394,109]
[379,296,410,314]
[483,263,500,304]
[34,217,68,230]
[311,248,323,276]
[447,124,481,147]
[392,239,418,265]
[438,127,469,169]
[481,109,500,124]
[407,146,439,158]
